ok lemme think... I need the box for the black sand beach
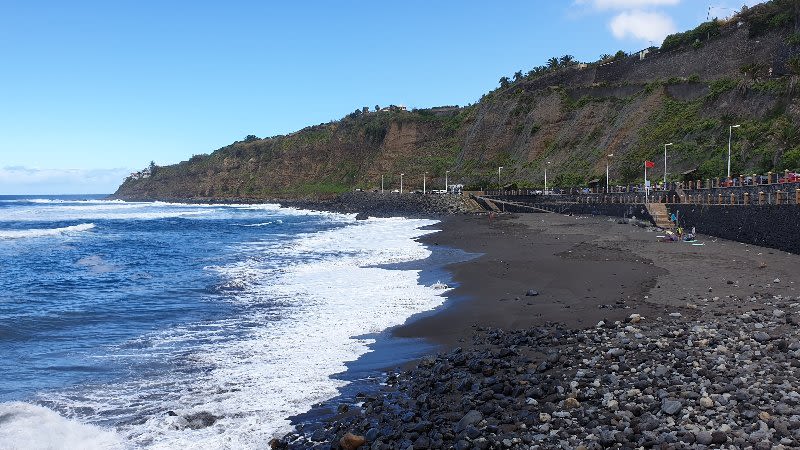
[279,211,800,449]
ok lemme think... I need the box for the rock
[696,431,713,445]
[455,410,482,433]
[699,396,714,408]
[669,312,682,318]
[539,412,551,423]
[711,431,728,444]
[563,397,581,409]
[753,331,771,343]
[661,399,682,415]
[184,412,219,429]
[339,432,366,450]
[355,212,369,220]
[268,438,288,449]
[628,313,642,323]
[525,289,539,296]
[773,309,785,318]
[606,347,625,357]
[365,427,380,442]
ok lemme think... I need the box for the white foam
[0,200,346,223]
[35,217,446,449]
[0,223,95,239]
[0,402,125,450]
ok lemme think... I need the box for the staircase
[646,203,674,229]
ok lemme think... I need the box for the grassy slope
[113,0,800,200]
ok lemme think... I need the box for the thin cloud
[0,166,132,194]
[609,10,677,43]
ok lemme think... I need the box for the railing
[486,186,800,206]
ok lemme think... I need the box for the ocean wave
[0,402,124,450]
[36,217,446,448]
[0,223,95,239]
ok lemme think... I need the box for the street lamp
[381,174,384,194]
[606,154,614,192]
[445,170,450,193]
[544,161,551,194]
[423,172,428,194]
[663,143,673,186]
[728,124,740,178]
[400,173,404,193]
[498,166,503,192]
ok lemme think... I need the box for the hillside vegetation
[114,0,800,200]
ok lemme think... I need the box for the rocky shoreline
[108,192,474,219]
[276,294,800,449]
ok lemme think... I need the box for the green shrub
[781,146,800,170]
[661,19,721,51]
[707,77,738,99]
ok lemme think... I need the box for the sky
[0,0,763,194]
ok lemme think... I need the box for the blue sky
[0,0,762,194]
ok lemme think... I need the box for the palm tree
[559,54,575,66]
[499,76,510,88]
[547,57,559,69]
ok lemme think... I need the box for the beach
[281,211,800,449]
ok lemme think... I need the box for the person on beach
[488,211,496,225]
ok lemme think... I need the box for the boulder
[339,432,366,450]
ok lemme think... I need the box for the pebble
[278,298,800,449]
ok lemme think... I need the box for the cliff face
[113,2,800,200]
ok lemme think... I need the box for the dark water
[0,196,450,448]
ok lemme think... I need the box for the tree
[513,70,523,82]
[613,50,627,60]
[559,54,575,66]
[244,135,259,142]
[375,104,380,111]
[547,57,559,69]
[599,53,612,61]
[499,76,510,88]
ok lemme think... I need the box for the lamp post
[381,174,384,194]
[498,166,503,192]
[445,170,449,193]
[544,161,551,194]
[400,173,404,193]
[728,124,740,179]
[606,153,614,192]
[423,172,427,194]
[663,142,673,186]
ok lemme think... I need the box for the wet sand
[395,212,799,347]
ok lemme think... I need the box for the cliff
[113,0,800,200]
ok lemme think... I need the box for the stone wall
[668,204,800,254]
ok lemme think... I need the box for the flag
[644,161,655,168]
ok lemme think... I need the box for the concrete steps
[646,203,674,229]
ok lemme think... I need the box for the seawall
[667,204,800,254]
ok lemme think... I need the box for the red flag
[644,161,655,168]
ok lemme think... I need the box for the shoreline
[278,211,800,448]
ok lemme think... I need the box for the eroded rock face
[278,294,800,449]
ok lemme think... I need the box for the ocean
[0,195,453,449]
